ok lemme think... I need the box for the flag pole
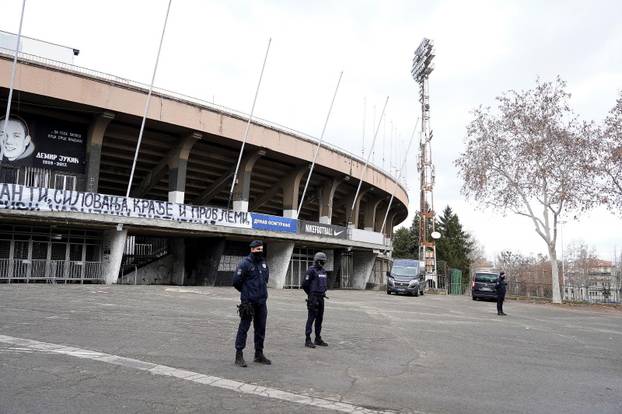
[126,0,173,198]
[380,117,420,234]
[227,38,272,210]
[347,96,389,226]
[296,70,343,218]
[1,0,27,166]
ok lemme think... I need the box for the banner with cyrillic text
[0,184,252,229]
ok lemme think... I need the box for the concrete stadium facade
[0,51,408,290]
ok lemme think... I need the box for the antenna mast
[411,38,437,287]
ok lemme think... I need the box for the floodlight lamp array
[411,38,435,83]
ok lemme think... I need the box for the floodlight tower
[411,38,438,286]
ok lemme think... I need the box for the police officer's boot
[305,336,316,348]
[235,350,247,367]
[314,337,328,347]
[254,350,272,365]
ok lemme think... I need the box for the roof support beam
[133,131,201,198]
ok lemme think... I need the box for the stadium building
[0,32,409,289]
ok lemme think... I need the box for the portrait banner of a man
[0,115,86,173]
[0,116,35,166]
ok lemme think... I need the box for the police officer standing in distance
[302,252,329,348]
[496,271,507,316]
[232,240,271,367]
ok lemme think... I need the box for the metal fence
[563,284,621,304]
[444,279,622,304]
[0,258,103,283]
[503,282,621,304]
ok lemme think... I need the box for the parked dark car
[387,259,425,296]
[472,272,499,300]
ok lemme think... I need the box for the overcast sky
[3,0,622,261]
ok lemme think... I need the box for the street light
[411,38,435,82]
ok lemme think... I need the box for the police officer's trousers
[235,302,267,352]
[305,294,324,339]
[497,294,505,314]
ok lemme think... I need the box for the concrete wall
[170,238,186,286]
[187,238,226,286]
[123,254,174,285]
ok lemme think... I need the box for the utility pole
[411,38,438,287]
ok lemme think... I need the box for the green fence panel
[450,269,462,295]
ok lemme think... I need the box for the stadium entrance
[0,224,103,283]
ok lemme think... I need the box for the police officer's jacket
[302,264,327,296]
[232,254,269,304]
[495,278,507,296]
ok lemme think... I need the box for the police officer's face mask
[317,260,325,267]
[251,249,263,259]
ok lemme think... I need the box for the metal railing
[0,47,408,192]
[563,284,621,304]
[457,280,621,304]
[0,258,103,283]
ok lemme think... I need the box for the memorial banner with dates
[0,114,86,173]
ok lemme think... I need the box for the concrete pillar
[232,150,265,211]
[384,211,397,237]
[134,132,200,200]
[86,112,114,192]
[352,250,378,290]
[375,203,388,232]
[168,132,201,204]
[266,241,295,289]
[170,238,186,286]
[318,178,341,224]
[282,166,307,218]
[102,228,127,284]
[363,197,385,231]
[345,187,370,229]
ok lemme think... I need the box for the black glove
[306,295,320,312]
[237,302,255,319]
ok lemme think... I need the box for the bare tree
[565,240,599,291]
[594,91,622,213]
[495,250,533,282]
[455,78,594,303]
[468,237,487,265]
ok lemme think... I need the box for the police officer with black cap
[232,240,272,367]
[302,252,329,348]
[496,271,507,316]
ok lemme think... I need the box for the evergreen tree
[392,228,417,258]
[391,212,421,259]
[435,206,474,280]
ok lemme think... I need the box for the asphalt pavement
[0,285,620,414]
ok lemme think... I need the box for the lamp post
[411,38,437,286]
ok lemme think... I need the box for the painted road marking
[0,335,401,414]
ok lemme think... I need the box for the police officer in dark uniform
[302,252,329,348]
[232,240,272,367]
[496,271,507,316]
